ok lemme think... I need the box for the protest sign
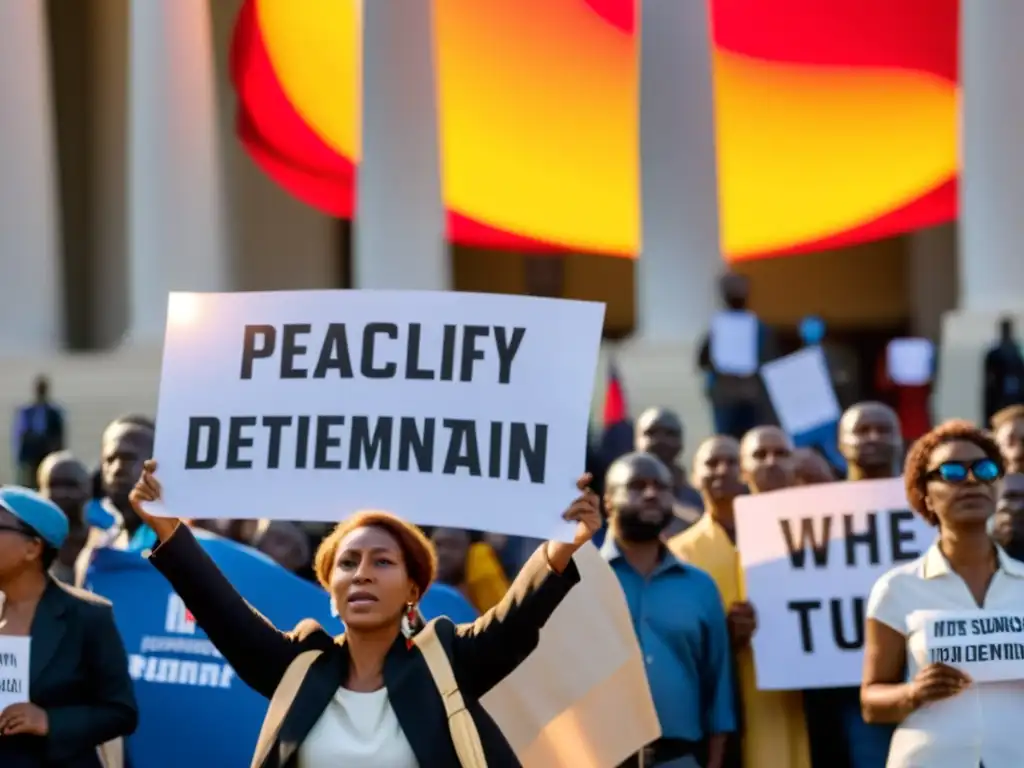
[85,534,477,768]
[735,478,936,690]
[909,609,1024,684]
[0,636,29,709]
[151,290,604,541]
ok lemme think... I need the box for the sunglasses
[927,459,1001,484]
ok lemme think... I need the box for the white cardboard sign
[735,478,936,690]
[151,290,605,542]
[0,636,31,709]
[909,609,1024,683]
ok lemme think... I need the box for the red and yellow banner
[232,0,958,261]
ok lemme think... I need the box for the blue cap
[0,486,69,549]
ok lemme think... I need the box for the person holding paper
[600,452,735,768]
[669,436,811,768]
[802,403,902,768]
[0,486,138,767]
[862,420,1023,768]
[129,461,600,767]
[697,273,777,440]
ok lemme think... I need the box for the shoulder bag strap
[250,650,323,768]
[414,623,489,768]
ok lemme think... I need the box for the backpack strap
[414,623,489,768]
[250,650,323,768]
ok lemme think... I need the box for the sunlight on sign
[167,293,202,327]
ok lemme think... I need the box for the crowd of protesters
[5,331,1024,765]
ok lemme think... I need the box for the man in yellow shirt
[669,432,811,768]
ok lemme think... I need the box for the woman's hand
[545,474,601,573]
[128,460,181,542]
[0,702,48,736]
[908,663,971,708]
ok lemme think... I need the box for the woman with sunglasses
[0,486,137,767]
[861,420,1022,768]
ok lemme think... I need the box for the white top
[866,542,1024,768]
[298,686,419,768]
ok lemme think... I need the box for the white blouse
[867,542,1024,768]
[298,686,419,767]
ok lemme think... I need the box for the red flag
[603,360,628,427]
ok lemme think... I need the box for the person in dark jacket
[12,377,65,489]
[984,317,1024,424]
[129,461,599,767]
[0,487,137,767]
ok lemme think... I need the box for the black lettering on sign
[349,416,393,470]
[281,324,312,378]
[361,323,399,379]
[405,324,433,380]
[788,600,822,653]
[314,416,345,469]
[493,327,526,384]
[262,415,292,469]
[0,653,18,667]
[439,325,457,381]
[460,326,489,383]
[888,510,922,562]
[185,417,220,469]
[313,324,354,379]
[398,418,434,472]
[240,325,276,379]
[843,513,879,567]
[971,615,1024,635]
[830,597,865,650]
[180,415,549,481]
[226,416,257,469]
[779,518,832,569]
[933,619,968,638]
[0,678,22,694]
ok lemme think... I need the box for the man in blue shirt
[602,452,735,768]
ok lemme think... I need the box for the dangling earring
[402,602,418,647]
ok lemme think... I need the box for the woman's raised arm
[131,462,302,699]
[450,475,600,698]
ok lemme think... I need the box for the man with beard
[634,407,704,536]
[991,405,1024,474]
[603,452,734,768]
[992,472,1024,561]
[671,437,812,768]
[75,420,156,586]
[36,451,91,584]
[803,402,901,768]
[740,426,796,493]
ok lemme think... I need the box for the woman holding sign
[862,421,1024,767]
[0,486,137,768]
[130,461,600,767]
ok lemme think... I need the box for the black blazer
[148,525,581,767]
[0,579,138,767]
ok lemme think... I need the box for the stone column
[636,0,721,344]
[355,0,449,290]
[125,0,229,343]
[0,1,62,354]
[959,1,1024,312]
[936,1,1024,422]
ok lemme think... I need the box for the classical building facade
[0,0,1020,476]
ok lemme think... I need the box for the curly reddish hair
[904,419,1004,525]
[313,510,437,597]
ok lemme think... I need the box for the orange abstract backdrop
[232,0,958,261]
